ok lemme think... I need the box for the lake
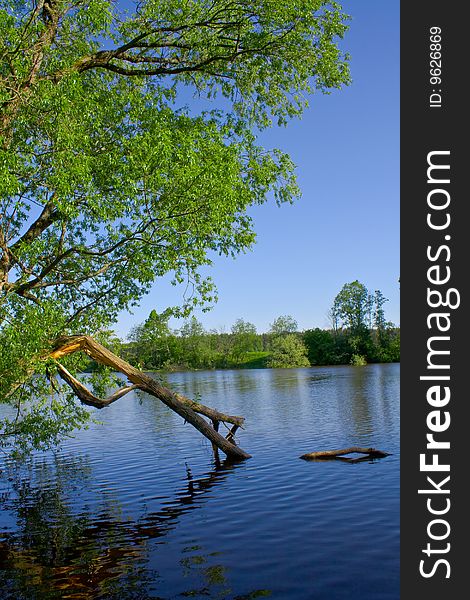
[0,363,399,599]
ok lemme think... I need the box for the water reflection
[0,364,399,600]
[0,455,267,599]
[295,365,399,445]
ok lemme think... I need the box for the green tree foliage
[230,318,259,362]
[331,280,374,333]
[128,309,173,368]
[267,334,310,368]
[385,328,401,362]
[371,289,399,361]
[125,288,400,371]
[373,290,388,331]
[127,313,265,370]
[179,316,214,369]
[269,315,299,336]
[331,280,374,362]
[303,281,400,365]
[0,1,351,452]
[302,328,338,365]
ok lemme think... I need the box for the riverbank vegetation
[120,281,400,371]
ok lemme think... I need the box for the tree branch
[55,362,139,409]
[48,335,249,459]
[8,200,59,259]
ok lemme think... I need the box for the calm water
[0,364,399,600]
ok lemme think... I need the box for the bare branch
[48,335,249,459]
[55,362,139,409]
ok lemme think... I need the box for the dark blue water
[0,363,399,599]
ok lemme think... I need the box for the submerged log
[300,447,390,461]
[50,335,251,460]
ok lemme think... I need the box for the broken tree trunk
[49,335,251,460]
[300,447,390,461]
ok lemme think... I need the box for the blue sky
[115,0,400,339]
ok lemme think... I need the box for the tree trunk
[50,335,251,460]
[300,447,390,460]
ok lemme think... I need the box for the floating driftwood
[300,447,390,461]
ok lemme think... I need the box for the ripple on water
[0,364,399,600]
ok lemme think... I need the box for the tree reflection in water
[0,455,271,599]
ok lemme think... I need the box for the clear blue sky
[115,0,400,339]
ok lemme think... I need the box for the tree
[330,281,374,362]
[371,289,390,353]
[128,309,173,368]
[303,327,337,365]
[331,281,374,333]
[0,0,350,454]
[373,290,388,331]
[329,281,401,364]
[230,318,259,362]
[269,315,299,336]
[267,334,310,368]
[370,289,400,362]
[179,316,214,368]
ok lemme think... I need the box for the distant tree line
[119,281,399,371]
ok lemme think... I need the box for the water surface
[0,363,399,599]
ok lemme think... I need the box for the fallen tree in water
[49,336,251,461]
[300,447,390,461]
